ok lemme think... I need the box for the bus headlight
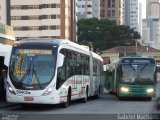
[120,87,129,92]
[42,86,54,96]
[8,84,16,95]
[147,88,154,93]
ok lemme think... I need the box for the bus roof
[15,38,72,46]
[121,56,153,59]
[14,38,103,62]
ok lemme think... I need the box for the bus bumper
[118,84,156,98]
[6,94,60,104]
[118,91,156,97]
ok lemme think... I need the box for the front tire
[145,97,152,101]
[0,75,6,101]
[95,85,101,99]
[81,87,88,103]
[61,89,71,108]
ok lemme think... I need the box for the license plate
[24,97,34,101]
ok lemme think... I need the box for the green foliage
[77,18,141,51]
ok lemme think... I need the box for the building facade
[76,0,95,20]
[10,0,76,41]
[142,0,160,49]
[100,46,160,64]
[124,0,143,34]
[142,18,160,50]
[0,0,10,25]
[92,0,100,19]
[100,0,124,25]
[146,0,160,18]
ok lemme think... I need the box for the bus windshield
[9,49,56,89]
[121,63,155,83]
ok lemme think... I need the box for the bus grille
[130,87,144,93]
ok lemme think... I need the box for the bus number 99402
[16,90,31,95]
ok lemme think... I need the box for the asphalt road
[1,82,160,120]
[0,93,160,120]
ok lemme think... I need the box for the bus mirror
[157,66,160,82]
[57,53,64,67]
[157,72,160,82]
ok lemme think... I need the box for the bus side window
[108,71,112,76]
[93,59,97,76]
[66,60,72,79]
[56,66,66,90]
[156,66,160,82]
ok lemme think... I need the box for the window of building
[112,0,115,7]
[112,10,115,17]
[87,12,92,14]
[11,4,60,10]
[108,10,111,17]
[108,0,111,8]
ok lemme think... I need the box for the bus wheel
[61,89,71,108]
[0,75,6,101]
[146,97,152,101]
[95,85,101,99]
[108,90,115,95]
[118,96,124,100]
[81,87,88,103]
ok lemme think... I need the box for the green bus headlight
[120,87,129,92]
[146,88,154,93]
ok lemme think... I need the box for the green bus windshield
[121,58,156,83]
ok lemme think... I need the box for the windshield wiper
[141,63,148,71]
[20,62,31,83]
[32,63,43,89]
[19,61,43,88]
[129,63,135,71]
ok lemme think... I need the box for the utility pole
[135,39,138,55]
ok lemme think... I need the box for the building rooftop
[102,46,160,53]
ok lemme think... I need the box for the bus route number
[16,90,30,95]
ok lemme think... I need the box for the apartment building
[76,0,100,19]
[100,0,124,25]
[10,0,76,41]
[142,18,160,49]
[0,0,10,25]
[146,0,160,18]
[77,0,93,20]
[92,0,100,19]
[124,0,143,34]
[142,0,160,49]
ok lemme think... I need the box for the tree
[77,18,141,51]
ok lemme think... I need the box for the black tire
[118,95,125,100]
[145,97,152,101]
[0,76,6,101]
[108,90,115,95]
[61,89,71,108]
[95,86,101,99]
[81,87,88,103]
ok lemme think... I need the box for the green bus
[105,56,157,100]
